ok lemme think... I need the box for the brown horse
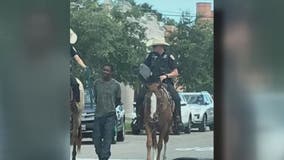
[70,77,84,160]
[144,82,174,160]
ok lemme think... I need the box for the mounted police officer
[70,29,88,102]
[136,38,183,134]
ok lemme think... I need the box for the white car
[180,91,214,132]
[179,93,192,133]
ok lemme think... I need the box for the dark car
[81,90,126,143]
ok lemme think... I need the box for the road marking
[176,146,214,152]
[76,158,144,160]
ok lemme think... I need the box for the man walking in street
[93,64,121,160]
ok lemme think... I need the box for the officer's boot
[173,107,183,134]
[175,99,184,129]
[176,106,183,131]
[136,105,144,129]
[173,111,180,135]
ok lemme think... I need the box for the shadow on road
[126,129,213,136]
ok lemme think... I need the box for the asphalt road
[74,129,213,160]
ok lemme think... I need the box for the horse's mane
[145,83,174,118]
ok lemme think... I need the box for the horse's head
[145,82,163,123]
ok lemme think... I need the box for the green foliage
[70,0,213,93]
[138,3,162,21]
[167,18,213,93]
[70,0,146,87]
[162,17,177,26]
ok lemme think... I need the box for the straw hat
[70,28,77,44]
[147,38,169,47]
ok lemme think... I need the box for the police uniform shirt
[144,51,177,83]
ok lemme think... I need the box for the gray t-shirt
[94,78,121,117]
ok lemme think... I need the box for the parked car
[179,93,192,133]
[81,90,126,143]
[181,91,214,132]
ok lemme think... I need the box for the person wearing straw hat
[136,37,183,134]
[70,28,88,102]
[70,28,88,68]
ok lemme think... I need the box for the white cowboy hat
[70,28,78,44]
[147,38,169,47]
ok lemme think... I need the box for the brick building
[196,2,214,23]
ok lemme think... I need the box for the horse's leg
[72,144,76,160]
[71,112,79,144]
[157,126,168,160]
[163,132,169,160]
[157,134,164,160]
[163,142,167,160]
[71,110,80,160]
[156,140,162,160]
[72,124,81,160]
[152,132,157,160]
[70,111,77,160]
[145,125,152,160]
[77,124,82,151]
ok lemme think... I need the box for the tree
[70,0,213,93]
[167,17,213,93]
[139,3,162,21]
[162,17,178,26]
[70,0,147,88]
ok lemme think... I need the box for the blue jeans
[93,113,116,160]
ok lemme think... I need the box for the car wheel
[117,123,125,142]
[199,114,207,132]
[184,115,192,134]
[209,123,214,131]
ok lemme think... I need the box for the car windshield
[184,94,205,105]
